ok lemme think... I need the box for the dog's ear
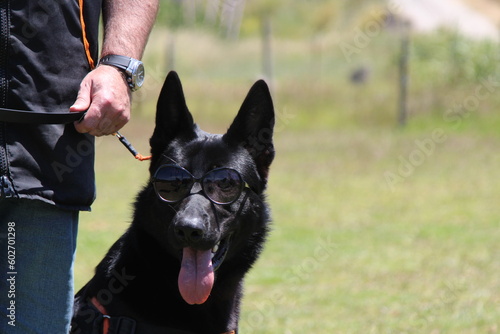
[150,71,195,162]
[223,79,275,182]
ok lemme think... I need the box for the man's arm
[71,0,159,136]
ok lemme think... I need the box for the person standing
[0,0,158,332]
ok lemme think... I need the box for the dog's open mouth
[178,235,231,305]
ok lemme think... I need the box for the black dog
[71,71,275,334]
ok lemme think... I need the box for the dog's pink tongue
[178,247,214,305]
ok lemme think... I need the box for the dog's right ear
[149,71,195,163]
[223,80,275,185]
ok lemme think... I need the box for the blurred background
[76,0,500,332]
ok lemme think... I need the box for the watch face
[129,60,145,91]
[134,63,145,88]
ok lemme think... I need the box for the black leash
[0,107,151,161]
[0,107,86,124]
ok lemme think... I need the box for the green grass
[75,25,500,333]
[241,129,500,333]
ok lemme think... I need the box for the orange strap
[91,297,236,334]
[91,297,110,334]
[134,153,152,161]
[78,0,95,69]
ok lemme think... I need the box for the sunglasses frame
[152,164,247,205]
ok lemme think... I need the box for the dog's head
[140,71,274,305]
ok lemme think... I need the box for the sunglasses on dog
[152,164,247,205]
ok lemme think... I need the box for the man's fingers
[72,81,94,134]
[70,82,91,113]
[76,108,130,136]
[74,108,99,134]
[72,66,131,136]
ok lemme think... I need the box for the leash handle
[0,107,86,124]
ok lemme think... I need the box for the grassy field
[75,21,500,333]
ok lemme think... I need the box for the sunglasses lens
[153,166,193,202]
[203,168,243,204]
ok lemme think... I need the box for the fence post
[398,22,410,127]
[261,14,273,89]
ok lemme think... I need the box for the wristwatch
[98,54,145,91]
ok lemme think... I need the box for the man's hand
[70,65,131,137]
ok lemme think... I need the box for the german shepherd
[71,71,275,334]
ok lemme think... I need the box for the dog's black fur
[71,71,275,334]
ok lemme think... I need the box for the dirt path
[394,0,499,40]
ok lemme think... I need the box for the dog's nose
[175,220,205,244]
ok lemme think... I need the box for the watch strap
[98,54,144,91]
[98,54,131,70]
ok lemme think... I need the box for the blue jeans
[0,199,78,334]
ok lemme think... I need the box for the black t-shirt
[0,0,102,210]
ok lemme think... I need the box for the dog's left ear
[223,80,275,182]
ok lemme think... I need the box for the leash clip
[113,132,151,161]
